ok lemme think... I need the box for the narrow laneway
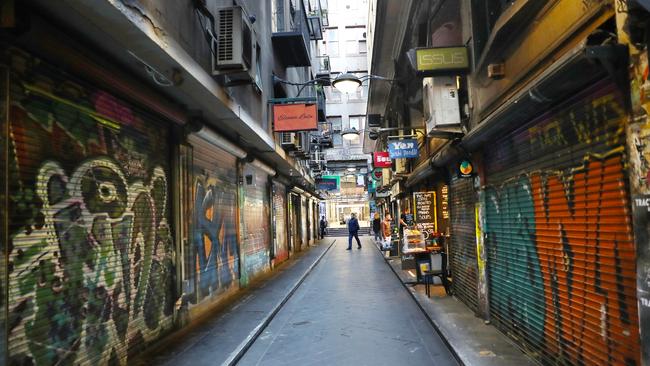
[238,237,459,366]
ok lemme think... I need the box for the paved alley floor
[238,237,459,366]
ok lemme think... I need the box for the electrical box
[423,76,460,134]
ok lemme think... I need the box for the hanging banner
[371,169,383,180]
[373,151,392,168]
[388,139,419,159]
[273,103,318,132]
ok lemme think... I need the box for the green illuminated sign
[415,46,469,73]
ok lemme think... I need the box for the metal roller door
[6,51,174,365]
[301,196,308,248]
[483,82,639,366]
[187,134,239,305]
[242,164,271,282]
[449,177,479,313]
[272,181,289,264]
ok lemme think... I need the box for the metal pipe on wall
[251,158,277,177]
[194,126,248,159]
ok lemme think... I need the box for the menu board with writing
[414,191,436,223]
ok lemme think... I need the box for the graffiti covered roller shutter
[6,50,174,365]
[187,134,239,305]
[242,164,270,282]
[449,177,479,313]
[272,181,289,264]
[483,82,639,365]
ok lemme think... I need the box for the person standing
[346,213,361,250]
[381,214,393,250]
[372,212,381,243]
[319,215,328,239]
[399,208,414,238]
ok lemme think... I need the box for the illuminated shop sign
[415,46,469,73]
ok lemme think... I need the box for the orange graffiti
[531,154,639,366]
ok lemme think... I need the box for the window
[332,133,342,146]
[348,115,365,146]
[319,41,328,56]
[358,40,367,54]
[329,116,343,131]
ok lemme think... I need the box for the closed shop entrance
[5,49,175,365]
[483,82,639,365]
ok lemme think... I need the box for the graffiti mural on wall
[486,152,639,365]
[6,49,174,365]
[241,165,271,283]
[191,176,238,302]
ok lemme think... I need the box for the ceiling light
[346,167,356,172]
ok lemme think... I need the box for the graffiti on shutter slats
[188,135,239,304]
[242,164,270,283]
[484,82,639,366]
[1,66,8,365]
[272,182,289,264]
[6,49,174,365]
[449,178,479,313]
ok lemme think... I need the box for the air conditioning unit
[281,132,299,150]
[212,6,256,83]
[423,76,460,134]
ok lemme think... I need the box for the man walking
[319,215,328,239]
[346,213,361,250]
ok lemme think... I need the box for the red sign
[373,152,392,168]
[273,103,318,132]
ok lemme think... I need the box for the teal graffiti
[485,176,545,345]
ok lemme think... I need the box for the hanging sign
[414,46,469,73]
[371,169,383,181]
[316,175,340,191]
[388,139,419,159]
[273,103,318,132]
[459,159,474,178]
[373,151,392,168]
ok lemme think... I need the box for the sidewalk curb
[223,239,337,366]
[374,244,465,366]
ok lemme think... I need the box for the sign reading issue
[416,46,469,73]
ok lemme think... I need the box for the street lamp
[341,127,360,141]
[332,73,395,94]
[332,72,362,94]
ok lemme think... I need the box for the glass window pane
[358,40,367,53]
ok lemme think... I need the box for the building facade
[0,0,327,364]
[366,1,650,365]
[317,0,372,224]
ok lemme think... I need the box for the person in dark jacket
[372,212,381,243]
[319,216,328,239]
[347,213,361,250]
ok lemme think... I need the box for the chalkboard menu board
[413,191,436,223]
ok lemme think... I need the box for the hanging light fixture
[341,127,360,141]
[332,72,362,94]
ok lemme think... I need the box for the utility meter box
[423,76,460,134]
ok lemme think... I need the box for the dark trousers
[320,227,326,239]
[348,231,361,249]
